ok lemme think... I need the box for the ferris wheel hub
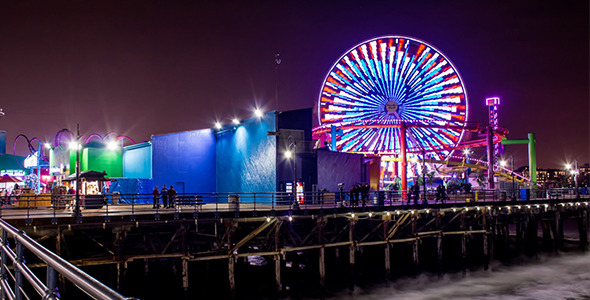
[385,100,399,114]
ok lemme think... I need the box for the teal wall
[123,142,152,179]
[216,112,276,194]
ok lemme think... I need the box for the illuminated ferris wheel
[317,36,468,158]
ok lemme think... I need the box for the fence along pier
[3,195,589,298]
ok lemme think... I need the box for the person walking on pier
[412,184,420,206]
[161,185,168,208]
[167,186,177,208]
[152,186,160,209]
[435,184,446,204]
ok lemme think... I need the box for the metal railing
[0,218,137,300]
[0,187,587,221]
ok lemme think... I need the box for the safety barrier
[0,189,587,222]
[0,218,137,300]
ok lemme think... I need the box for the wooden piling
[412,216,419,271]
[318,217,326,287]
[524,214,538,256]
[384,220,391,279]
[182,258,189,290]
[349,218,356,289]
[436,232,443,274]
[460,212,466,273]
[228,256,235,297]
[482,209,489,270]
[275,221,282,292]
[319,247,326,286]
[578,208,588,251]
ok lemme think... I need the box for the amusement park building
[152,109,365,195]
[118,108,365,201]
[0,130,27,177]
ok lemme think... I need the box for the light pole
[274,54,281,193]
[501,151,515,200]
[73,124,82,217]
[566,160,579,198]
[463,148,472,184]
[274,54,281,113]
[285,135,298,209]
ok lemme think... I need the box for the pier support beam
[274,221,282,292]
[551,210,564,251]
[541,219,553,251]
[228,256,235,297]
[578,208,588,251]
[318,218,326,287]
[349,218,356,289]
[524,214,538,256]
[460,212,467,273]
[436,233,443,274]
[412,216,419,272]
[182,258,189,291]
[482,210,489,270]
[319,247,326,286]
[384,220,391,279]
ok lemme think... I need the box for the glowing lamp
[44,143,51,149]
[255,109,263,118]
[69,142,79,150]
[565,163,571,170]
[232,118,240,125]
[500,160,507,167]
[214,122,222,129]
[107,141,118,151]
[285,151,292,158]
[463,148,471,156]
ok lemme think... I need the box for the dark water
[322,252,590,300]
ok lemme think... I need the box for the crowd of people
[0,183,22,205]
[348,183,370,207]
[152,185,177,209]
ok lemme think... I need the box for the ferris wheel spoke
[319,36,468,156]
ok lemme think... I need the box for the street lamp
[566,160,579,198]
[463,148,472,184]
[286,135,298,209]
[71,124,82,217]
[502,151,516,200]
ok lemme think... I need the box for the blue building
[118,108,365,203]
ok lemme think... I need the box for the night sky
[0,1,587,169]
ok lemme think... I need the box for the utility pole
[74,124,82,217]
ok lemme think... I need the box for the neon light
[317,36,468,155]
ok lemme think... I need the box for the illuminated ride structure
[313,36,509,192]
[12,129,135,192]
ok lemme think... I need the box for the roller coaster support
[487,125,495,189]
[501,133,537,186]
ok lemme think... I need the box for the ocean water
[327,252,590,300]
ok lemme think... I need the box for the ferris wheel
[317,36,468,158]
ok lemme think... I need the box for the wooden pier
[3,197,589,298]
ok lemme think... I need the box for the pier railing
[0,218,136,300]
[0,187,587,221]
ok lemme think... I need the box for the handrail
[0,218,137,300]
[0,188,587,223]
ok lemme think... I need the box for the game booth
[63,171,111,209]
